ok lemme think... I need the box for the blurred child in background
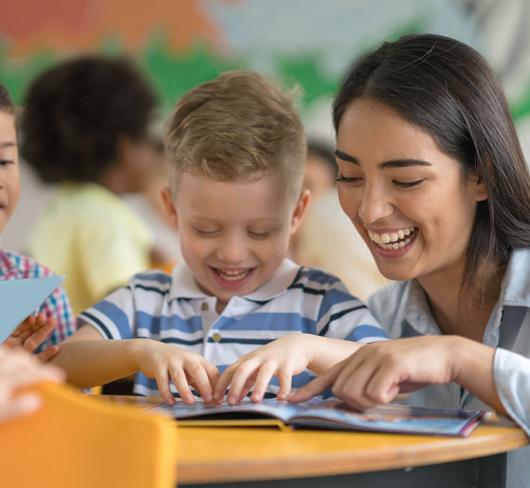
[294,140,386,299]
[22,57,159,313]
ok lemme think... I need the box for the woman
[290,33,530,480]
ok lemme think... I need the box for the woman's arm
[290,336,507,415]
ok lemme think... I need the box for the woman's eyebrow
[334,149,359,164]
[335,149,431,169]
[381,159,432,168]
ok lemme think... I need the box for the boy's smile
[0,111,20,233]
[163,172,309,313]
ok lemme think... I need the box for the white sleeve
[494,347,530,436]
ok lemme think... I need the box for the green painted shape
[141,32,244,112]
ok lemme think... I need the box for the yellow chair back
[0,382,177,488]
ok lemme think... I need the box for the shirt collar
[168,259,301,303]
[498,248,530,307]
[400,247,530,334]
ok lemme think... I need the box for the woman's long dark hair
[334,33,530,290]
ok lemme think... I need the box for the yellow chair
[0,382,177,487]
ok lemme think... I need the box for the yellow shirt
[27,183,152,313]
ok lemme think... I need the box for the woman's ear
[473,173,488,202]
[290,189,311,234]
[161,186,178,229]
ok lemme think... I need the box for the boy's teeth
[216,268,250,281]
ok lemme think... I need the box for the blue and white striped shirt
[79,259,387,397]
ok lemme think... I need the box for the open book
[150,398,487,437]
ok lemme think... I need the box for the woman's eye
[393,179,425,189]
[0,159,13,167]
[336,175,363,185]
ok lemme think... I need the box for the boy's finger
[250,362,276,403]
[185,363,213,402]
[237,376,256,403]
[169,369,194,405]
[212,366,235,401]
[287,365,339,403]
[155,369,175,406]
[202,361,221,388]
[227,362,259,405]
[275,370,293,401]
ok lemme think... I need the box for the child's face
[0,111,20,233]
[163,172,309,311]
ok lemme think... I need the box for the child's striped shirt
[78,259,387,397]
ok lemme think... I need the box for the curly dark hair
[21,56,157,183]
[0,84,15,114]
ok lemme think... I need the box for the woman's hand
[131,340,220,405]
[289,336,461,408]
[4,313,60,362]
[213,333,319,404]
[0,345,64,422]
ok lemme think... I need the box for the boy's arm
[305,335,363,374]
[50,324,138,388]
[51,324,220,404]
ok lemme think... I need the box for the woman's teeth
[215,268,250,281]
[368,226,417,249]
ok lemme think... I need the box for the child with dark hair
[22,56,159,313]
[0,83,75,354]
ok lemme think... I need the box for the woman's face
[335,98,486,283]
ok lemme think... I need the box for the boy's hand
[4,314,60,362]
[213,333,314,405]
[0,345,65,422]
[131,340,220,405]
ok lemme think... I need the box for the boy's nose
[216,238,249,264]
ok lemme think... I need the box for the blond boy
[53,72,386,405]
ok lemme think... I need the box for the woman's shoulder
[367,280,416,331]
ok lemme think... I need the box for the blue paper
[0,276,64,343]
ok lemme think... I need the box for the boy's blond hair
[165,71,306,198]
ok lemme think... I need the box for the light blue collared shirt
[368,248,530,488]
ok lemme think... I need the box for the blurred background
[1,0,529,299]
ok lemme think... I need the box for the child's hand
[131,340,220,405]
[3,314,60,362]
[0,345,64,422]
[213,333,315,405]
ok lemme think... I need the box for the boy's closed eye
[247,230,273,240]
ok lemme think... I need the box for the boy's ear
[290,189,311,234]
[161,186,178,229]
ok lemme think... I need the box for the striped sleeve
[78,284,135,340]
[315,277,388,343]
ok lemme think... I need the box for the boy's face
[0,111,20,233]
[163,172,309,311]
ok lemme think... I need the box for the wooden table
[101,395,529,487]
